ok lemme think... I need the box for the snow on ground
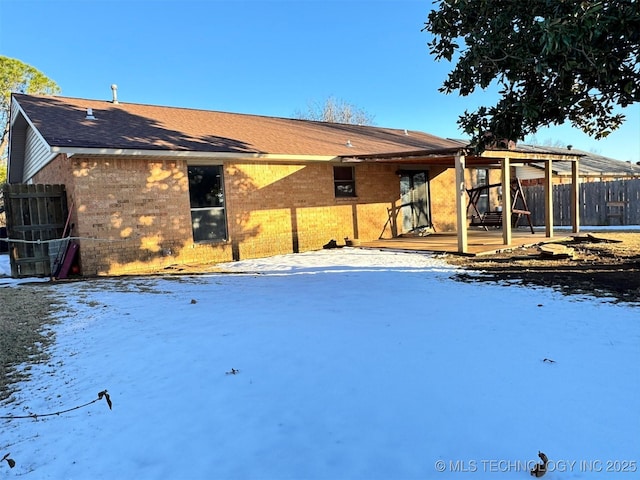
[0,256,48,287]
[1,248,639,479]
[0,255,11,279]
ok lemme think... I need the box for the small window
[334,166,356,197]
[476,168,488,186]
[476,168,489,213]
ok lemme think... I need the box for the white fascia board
[51,147,339,162]
[9,97,22,128]
[11,98,51,148]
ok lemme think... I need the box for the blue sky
[1,0,638,162]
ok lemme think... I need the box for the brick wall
[33,156,461,276]
[429,167,457,231]
[34,155,233,275]
[224,162,401,258]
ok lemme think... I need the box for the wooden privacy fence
[523,179,640,226]
[2,184,69,278]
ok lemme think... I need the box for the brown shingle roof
[13,94,466,157]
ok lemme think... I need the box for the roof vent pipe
[111,84,119,104]
[85,108,96,120]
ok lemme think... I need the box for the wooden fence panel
[2,184,68,278]
[523,179,640,226]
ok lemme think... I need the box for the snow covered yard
[1,248,639,479]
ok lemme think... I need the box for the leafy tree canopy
[0,56,61,160]
[294,96,375,125]
[424,0,640,152]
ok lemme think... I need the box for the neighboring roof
[11,93,467,158]
[522,145,640,176]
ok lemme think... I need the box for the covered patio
[345,145,582,254]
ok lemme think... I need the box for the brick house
[7,92,580,276]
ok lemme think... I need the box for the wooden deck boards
[360,229,571,256]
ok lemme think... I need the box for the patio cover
[342,145,582,254]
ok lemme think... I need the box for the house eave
[52,147,340,162]
[522,161,640,177]
[341,146,582,166]
[8,97,56,183]
[480,149,582,162]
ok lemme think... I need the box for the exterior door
[400,171,432,233]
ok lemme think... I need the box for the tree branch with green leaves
[423,0,640,152]
[0,56,61,160]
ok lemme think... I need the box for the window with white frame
[476,168,489,213]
